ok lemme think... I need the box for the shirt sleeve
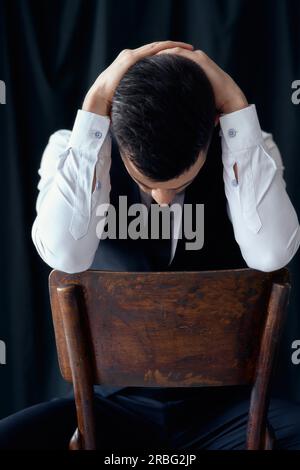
[31,109,112,273]
[220,104,300,272]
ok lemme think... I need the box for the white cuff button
[228,128,237,138]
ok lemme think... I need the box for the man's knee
[0,397,76,450]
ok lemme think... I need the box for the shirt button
[228,128,237,138]
[231,179,238,187]
[96,180,101,190]
[94,131,102,139]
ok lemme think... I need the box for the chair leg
[69,427,82,450]
[263,422,275,450]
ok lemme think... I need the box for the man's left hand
[156,47,248,118]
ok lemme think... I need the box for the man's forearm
[32,110,112,273]
[220,105,300,272]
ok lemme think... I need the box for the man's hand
[156,48,248,117]
[82,41,194,116]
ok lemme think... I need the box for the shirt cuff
[68,109,111,157]
[219,104,264,152]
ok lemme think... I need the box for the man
[0,41,299,449]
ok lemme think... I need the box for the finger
[155,47,195,58]
[134,41,194,57]
[136,41,194,51]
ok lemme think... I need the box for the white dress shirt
[31,105,300,273]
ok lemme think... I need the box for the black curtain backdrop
[0,0,299,418]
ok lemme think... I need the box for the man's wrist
[221,93,248,115]
[82,89,110,117]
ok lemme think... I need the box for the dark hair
[111,53,216,181]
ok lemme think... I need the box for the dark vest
[92,126,248,397]
[91,126,247,272]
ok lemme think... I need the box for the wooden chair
[49,267,290,450]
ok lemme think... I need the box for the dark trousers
[0,386,299,450]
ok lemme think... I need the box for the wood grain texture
[48,267,290,450]
[49,269,289,387]
[57,285,96,450]
[246,282,290,449]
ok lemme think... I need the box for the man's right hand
[82,41,194,116]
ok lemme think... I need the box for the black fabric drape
[0,0,299,418]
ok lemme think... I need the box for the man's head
[111,53,216,205]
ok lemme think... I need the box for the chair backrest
[49,268,290,449]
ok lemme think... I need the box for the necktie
[147,200,172,270]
